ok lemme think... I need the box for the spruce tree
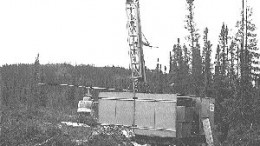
[169,38,192,95]
[225,3,260,145]
[202,27,212,97]
[182,44,191,95]
[218,23,229,76]
[185,0,202,96]
[233,5,259,123]
[214,25,232,143]
[31,54,40,108]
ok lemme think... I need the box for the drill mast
[126,0,146,84]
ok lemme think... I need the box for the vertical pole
[0,72,2,137]
[136,0,146,83]
[204,28,208,97]
[245,0,248,76]
[132,79,137,127]
[241,0,245,79]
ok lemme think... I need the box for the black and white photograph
[0,0,260,145]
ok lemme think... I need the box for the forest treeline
[0,63,127,108]
[0,62,169,109]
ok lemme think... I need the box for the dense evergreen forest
[0,61,170,108]
[1,0,260,145]
[167,0,260,145]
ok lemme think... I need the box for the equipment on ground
[76,0,217,145]
[96,92,215,146]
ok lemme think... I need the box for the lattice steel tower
[126,0,146,84]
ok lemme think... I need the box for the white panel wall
[98,99,116,124]
[155,101,176,131]
[116,99,134,126]
[135,100,156,128]
[98,92,177,138]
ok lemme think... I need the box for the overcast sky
[0,0,259,70]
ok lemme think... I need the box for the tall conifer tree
[202,27,212,97]
[185,0,202,95]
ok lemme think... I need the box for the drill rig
[97,1,217,145]
[77,0,217,145]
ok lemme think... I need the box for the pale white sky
[0,0,259,70]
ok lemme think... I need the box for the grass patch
[0,105,78,145]
[0,105,133,146]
